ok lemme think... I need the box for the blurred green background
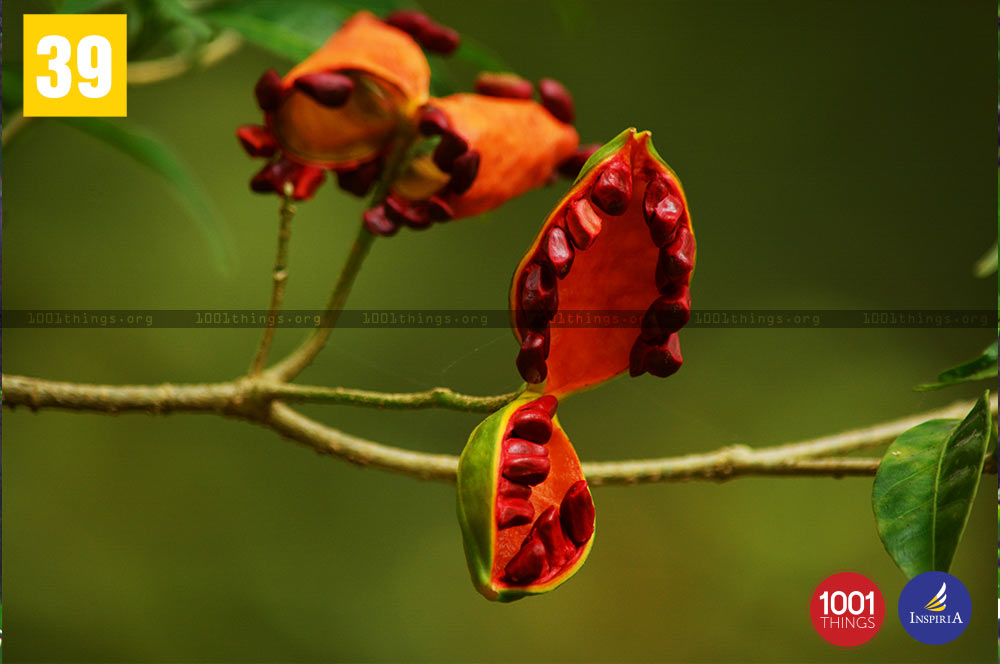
[3,0,997,661]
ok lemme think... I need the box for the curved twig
[4,373,993,484]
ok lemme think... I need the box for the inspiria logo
[898,572,971,644]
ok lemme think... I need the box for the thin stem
[267,222,376,381]
[4,373,994,484]
[2,110,33,148]
[127,30,242,85]
[249,191,296,375]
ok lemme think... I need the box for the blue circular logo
[897,571,971,645]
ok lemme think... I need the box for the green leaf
[872,392,992,578]
[55,0,120,13]
[915,340,998,391]
[2,63,24,113]
[974,241,998,277]
[201,0,395,61]
[58,117,235,275]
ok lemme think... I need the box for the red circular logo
[809,572,885,648]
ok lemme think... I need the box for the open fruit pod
[365,93,579,234]
[236,10,435,199]
[457,128,694,601]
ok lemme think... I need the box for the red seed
[505,439,548,457]
[516,333,548,384]
[254,69,283,112]
[543,227,574,279]
[417,106,451,136]
[294,71,354,108]
[557,143,600,179]
[529,395,558,417]
[538,78,575,124]
[474,72,534,99]
[640,287,691,343]
[520,262,559,327]
[644,177,684,247]
[250,163,277,193]
[385,11,460,55]
[236,124,278,158]
[559,481,595,546]
[251,159,298,194]
[432,131,469,173]
[498,478,532,500]
[643,334,683,378]
[427,195,454,222]
[504,537,547,585]
[419,24,460,55]
[385,195,432,229]
[510,408,553,443]
[449,150,480,194]
[291,165,326,201]
[565,198,603,250]
[362,205,399,236]
[336,159,382,197]
[655,225,695,289]
[502,455,551,486]
[531,506,576,568]
[629,337,649,377]
[591,161,632,216]
[384,10,433,39]
[497,499,534,530]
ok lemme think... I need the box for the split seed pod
[457,129,693,601]
[458,394,595,601]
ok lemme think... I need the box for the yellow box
[23,14,127,117]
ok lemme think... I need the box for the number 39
[36,34,112,99]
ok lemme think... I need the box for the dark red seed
[427,195,454,222]
[538,78,575,124]
[294,71,354,108]
[250,163,277,193]
[498,477,532,500]
[362,205,399,236]
[251,159,298,194]
[419,24,460,55]
[647,194,683,247]
[565,198,603,250]
[385,195,432,229]
[529,395,558,417]
[384,10,433,39]
[520,262,559,326]
[560,481,595,546]
[417,106,451,136]
[432,131,469,173]
[291,165,326,200]
[474,72,534,99]
[543,227,574,279]
[504,537,547,585]
[336,159,382,197]
[236,124,278,157]
[590,161,632,216]
[449,150,480,194]
[655,225,695,289]
[531,506,576,568]
[640,287,691,343]
[643,334,683,378]
[557,143,601,179]
[502,455,551,486]
[643,176,670,222]
[516,333,548,384]
[505,438,548,457]
[497,499,534,530]
[629,337,649,377]
[510,408,553,443]
[254,69,283,112]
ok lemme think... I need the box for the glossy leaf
[872,392,991,578]
[915,340,998,391]
[59,118,235,275]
